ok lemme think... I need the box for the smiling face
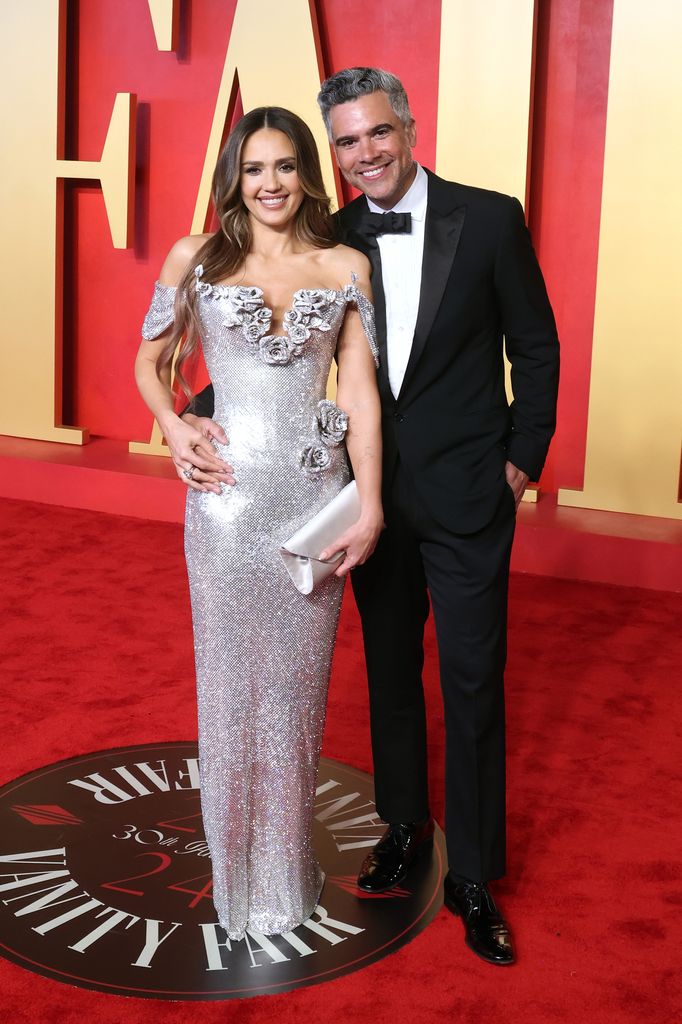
[329,91,417,209]
[240,128,304,228]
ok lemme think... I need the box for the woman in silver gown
[135,107,383,939]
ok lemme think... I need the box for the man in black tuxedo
[184,68,559,965]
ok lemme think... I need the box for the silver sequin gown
[142,267,377,939]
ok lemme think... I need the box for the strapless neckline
[153,265,359,341]
[141,268,379,368]
[196,281,347,338]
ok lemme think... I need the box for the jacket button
[393,412,404,422]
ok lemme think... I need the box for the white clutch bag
[280,481,361,595]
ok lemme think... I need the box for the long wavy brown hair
[160,107,336,399]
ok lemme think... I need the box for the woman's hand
[319,508,384,578]
[163,415,235,494]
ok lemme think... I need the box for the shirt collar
[366,163,427,221]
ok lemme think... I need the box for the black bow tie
[359,211,412,237]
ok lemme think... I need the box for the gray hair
[317,67,413,139]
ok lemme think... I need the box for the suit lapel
[337,176,467,403]
[399,176,466,397]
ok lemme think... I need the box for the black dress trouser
[351,461,516,882]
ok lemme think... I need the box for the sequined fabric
[143,273,377,939]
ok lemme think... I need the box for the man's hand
[164,414,234,494]
[505,461,529,510]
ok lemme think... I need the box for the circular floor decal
[0,742,445,1000]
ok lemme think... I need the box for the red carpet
[0,496,680,1022]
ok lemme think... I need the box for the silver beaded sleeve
[141,281,176,340]
[343,278,379,367]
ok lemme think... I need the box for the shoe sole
[356,835,434,894]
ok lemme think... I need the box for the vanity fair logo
[0,742,444,1000]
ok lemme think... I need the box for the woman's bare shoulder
[317,244,371,290]
[158,234,212,286]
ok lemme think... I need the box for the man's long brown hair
[160,107,336,398]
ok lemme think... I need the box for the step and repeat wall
[0,0,680,521]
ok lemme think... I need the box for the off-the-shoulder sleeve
[344,278,379,367]
[141,281,176,340]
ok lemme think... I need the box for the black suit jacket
[337,170,559,533]
[192,169,559,534]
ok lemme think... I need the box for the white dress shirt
[367,162,428,398]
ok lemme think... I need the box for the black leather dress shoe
[357,819,435,893]
[443,876,515,965]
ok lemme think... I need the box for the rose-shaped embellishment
[221,309,242,328]
[253,306,272,326]
[259,334,293,365]
[317,400,348,447]
[232,286,262,308]
[194,264,213,296]
[287,323,311,347]
[301,444,332,473]
[232,286,264,313]
[293,289,337,331]
[244,319,269,344]
[283,309,305,328]
[291,296,313,316]
[240,307,272,342]
[304,312,332,333]
[293,289,331,315]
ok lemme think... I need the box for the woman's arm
[134,237,234,494]
[320,278,383,576]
